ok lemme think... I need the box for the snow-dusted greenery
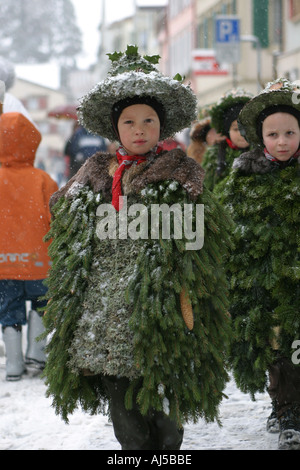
[239,78,300,148]
[221,162,300,398]
[210,88,253,136]
[78,45,197,142]
[42,181,234,427]
[201,144,243,192]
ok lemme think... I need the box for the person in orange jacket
[0,112,58,381]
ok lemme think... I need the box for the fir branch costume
[202,88,253,192]
[222,79,300,417]
[42,47,233,435]
[201,144,242,192]
[223,151,299,396]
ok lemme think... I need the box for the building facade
[10,0,300,170]
[10,78,72,181]
[156,0,300,107]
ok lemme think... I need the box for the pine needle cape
[221,150,300,398]
[201,143,244,192]
[42,148,233,425]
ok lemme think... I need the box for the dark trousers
[0,280,47,327]
[103,375,184,450]
[268,356,300,417]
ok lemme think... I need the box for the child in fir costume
[42,46,233,450]
[222,78,300,450]
[201,88,253,192]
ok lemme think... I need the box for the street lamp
[240,34,262,92]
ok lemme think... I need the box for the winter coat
[0,112,58,280]
[43,148,234,426]
[64,125,107,178]
[222,148,300,397]
[186,119,211,165]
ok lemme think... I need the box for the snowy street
[0,331,279,451]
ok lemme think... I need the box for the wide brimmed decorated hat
[238,78,300,147]
[210,88,253,136]
[77,45,197,142]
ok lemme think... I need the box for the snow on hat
[210,88,253,136]
[238,78,300,147]
[77,45,197,142]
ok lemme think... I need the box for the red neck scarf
[112,146,162,211]
[225,137,240,150]
[263,147,300,164]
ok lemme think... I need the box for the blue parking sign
[216,16,240,43]
[215,15,240,63]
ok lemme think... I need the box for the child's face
[262,112,300,161]
[117,104,161,155]
[229,120,249,149]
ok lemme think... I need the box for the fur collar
[50,149,205,209]
[233,149,300,175]
[233,149,279,175]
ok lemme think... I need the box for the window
[24,95,48,111]
[196,0,238,49]
[170,28,192,77]
[252,0,269,48]
[169,0,191,19]
[289,0,300,22]
[270,0,283,49]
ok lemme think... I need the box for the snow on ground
[0,330,279,451]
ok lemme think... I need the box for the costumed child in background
[0,112,58,381]
[42,46,233,451]
[187,104,225,165]
[222,78,300,450]
[201,88,253,191]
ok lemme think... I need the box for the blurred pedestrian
[187,112,225,165]
[0,112,58,381]
[64,122,107,179]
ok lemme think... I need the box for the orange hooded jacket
[0,112,58,280]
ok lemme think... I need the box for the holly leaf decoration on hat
[143,54,160,65]
[78,45,197,141]
[107,51,123,62]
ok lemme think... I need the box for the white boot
[2,325,26,381]
[25,310,46,369]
